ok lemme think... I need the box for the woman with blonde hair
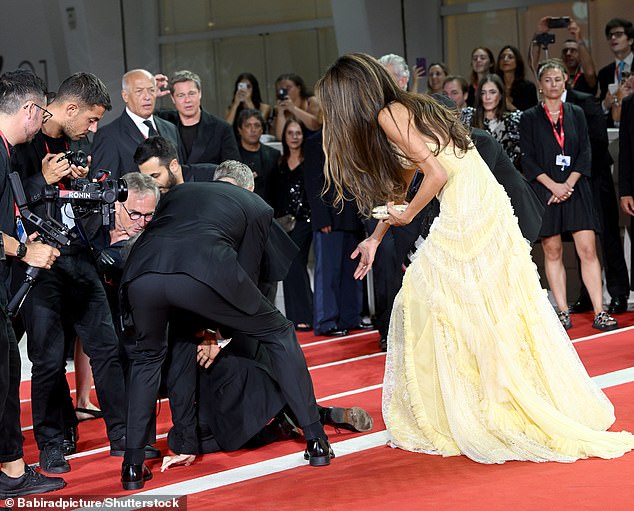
[315,52,634,464]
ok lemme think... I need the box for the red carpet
[5,312,634,510]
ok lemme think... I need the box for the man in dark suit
[90,69,184,179]
[156,70,240,165]
[304,130,367,337]
[618,93,634,290]
[565,85,630,313]
[119,181,333,490]
[597,18,633,126]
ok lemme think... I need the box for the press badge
[556,154,571,170]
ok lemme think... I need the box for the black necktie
[143,120,159,138]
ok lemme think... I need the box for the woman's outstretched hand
[351,237,380,280]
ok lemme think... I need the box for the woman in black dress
[273,118,313,331]
[520,60,617,331]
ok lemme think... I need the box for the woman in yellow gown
[315,53,634,463]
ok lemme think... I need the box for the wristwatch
[16,242,27,259]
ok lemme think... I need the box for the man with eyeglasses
[0,69,64,499]
[598,18,634,122]
[11,73,151,475]
[91,69,184,181]
[156,70,240,165]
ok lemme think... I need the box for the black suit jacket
[90,110,183,180]
[121,181,272,315]
[471,128,544,243]
[598,62,617,101]
[157,109,240,165]
[619,94,634,197]
[565,88,613,174]
[303,130,363,232]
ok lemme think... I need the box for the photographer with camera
[0,69,64,499]
[11,73,135,475]
[272,73,322,141]
[531,17,597,95]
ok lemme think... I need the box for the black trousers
[0,282,24,463]
[20,252,126,449]
[124,272,323,465]
[282,219,313,325]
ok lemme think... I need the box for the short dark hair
[443,75,469,94]
[133,136,178,168]
[54,72,111,110]
[605,18,634,41]
[237,108,264,129]
[0,69,47,115]
[169,70,201,94]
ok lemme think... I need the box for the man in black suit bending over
[90,69,183,179]
[156,70,240,165]
[119,181,334,490]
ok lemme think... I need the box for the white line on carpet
[302,330,378,348]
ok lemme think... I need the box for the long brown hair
[315,52,470,217]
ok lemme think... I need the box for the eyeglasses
[121,203,154,222]
[607,30,626,39]
[26,103,52,123]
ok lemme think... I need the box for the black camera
[277,88,288,101]
[547,16,570,29]
[57,149,89,168]
[44,173,128,228]
[534,32,556,46]
[66,177,128,205]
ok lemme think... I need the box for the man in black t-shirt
[236,109,280,205]
[0,69,63,499]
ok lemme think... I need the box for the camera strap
[0,131,27,242]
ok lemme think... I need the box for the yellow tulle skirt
[382,147,634,463]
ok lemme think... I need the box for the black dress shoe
[379,337,387,352]
[303,438,335,466]
[321,406,374,432]
[121,463,152,491]
[321,327,348,337]
[62,425,78,456]
[568,296,593,314]
[608,295,629,314]
[110,436,162,459]
[352,322,375,330]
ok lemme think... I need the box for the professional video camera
[6,172,73,317]
[44,168,128,228]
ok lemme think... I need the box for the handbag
[275,213,297,233]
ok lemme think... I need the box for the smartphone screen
[415,57,427,76]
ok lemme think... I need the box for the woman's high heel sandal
[592,311,618,332]
[557,310,572,330]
